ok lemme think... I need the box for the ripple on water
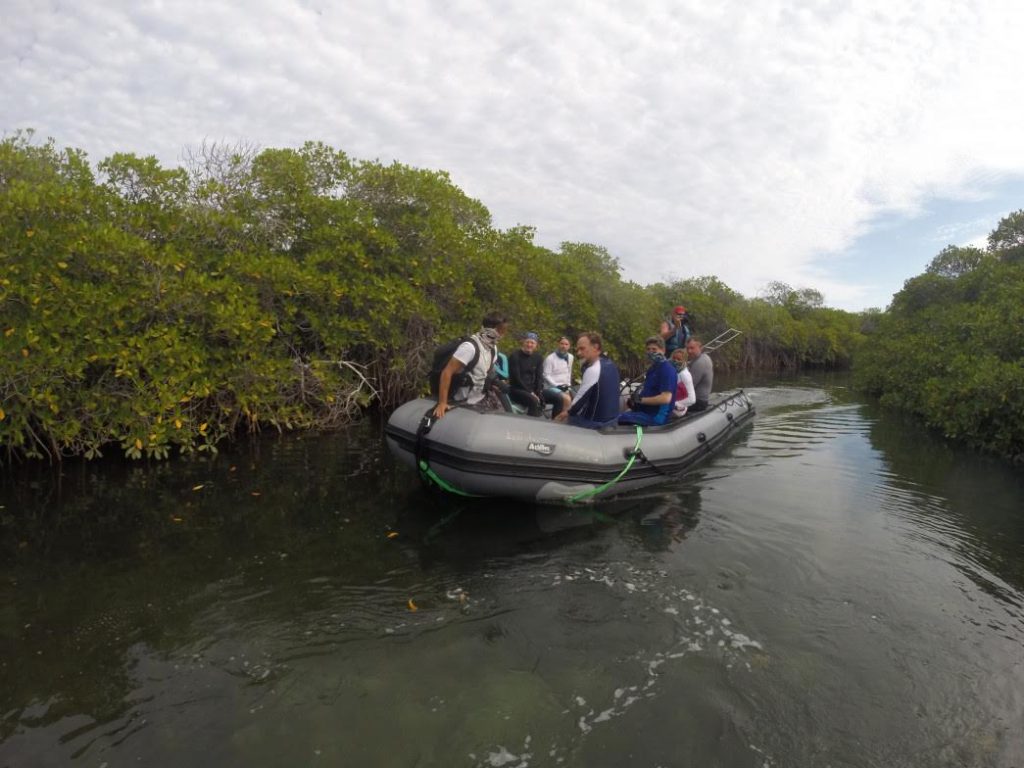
[456,558,769,766]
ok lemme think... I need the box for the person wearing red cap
[660,305,692,355]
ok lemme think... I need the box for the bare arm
[433,356,465,419]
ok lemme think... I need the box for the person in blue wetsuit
[619,336,677,426]
[555,332,621,429]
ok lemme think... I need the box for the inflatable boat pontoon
[385,390,755,504]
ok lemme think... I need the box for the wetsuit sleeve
[507,351,523,389]
[678,369,696,407]
[570,361,600,407]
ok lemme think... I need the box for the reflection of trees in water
[391,478,705,570]
[392,494,615,571]
[0,422,415,750]
[865,401,1024,595]
[0,420,712,753]
[618,484,703,552]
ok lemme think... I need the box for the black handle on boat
[414,407,437,489]
[419,413,436,433]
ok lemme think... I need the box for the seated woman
[670,347,696,417]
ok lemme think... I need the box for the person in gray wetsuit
[685,337,713,412]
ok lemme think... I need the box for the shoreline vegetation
[853,213,1024,463]
[1,131,1020,463]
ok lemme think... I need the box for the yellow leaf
[25,229,34,238]
[192,484,205,491]
[0,408,5,421]
[387,531,399,539]
[57,261,68,269]
[175,419,182,429]
[21,348,29,357]
[135,438,143,450]
[171,515,184,523]
[3,328,13,337]
[199,422,208,433]
[407,599,418,612]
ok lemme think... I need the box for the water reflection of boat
[385,391,754,504]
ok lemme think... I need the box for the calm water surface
[1,375,1023,767]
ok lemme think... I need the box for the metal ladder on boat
[702,328,742,354]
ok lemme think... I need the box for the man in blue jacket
[619,336,677,426]
[555,332,621,429]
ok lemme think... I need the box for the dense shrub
[854,228,1024,462]
[1,132,864,461]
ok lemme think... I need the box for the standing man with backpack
[432,313,509,420]
[660,305,692,356]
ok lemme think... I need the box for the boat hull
[385,390,755,504]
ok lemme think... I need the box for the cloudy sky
[5,0,1024,310]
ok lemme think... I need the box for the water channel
[1,374,1023,767]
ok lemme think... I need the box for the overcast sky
[5,0,1024,311]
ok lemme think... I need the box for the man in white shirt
[541,336,574,418]
[432,313,509,420]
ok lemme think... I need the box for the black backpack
[428,336,484,398]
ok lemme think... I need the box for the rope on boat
[568,425,644,504]
[418,460,482,497]
[414,405,483,497]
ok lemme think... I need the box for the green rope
[568,425,643,504]
[418,425,644,503]
[418,460,482,497]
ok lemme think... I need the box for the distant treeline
[853,213,1024,462]
[1,131,867,461]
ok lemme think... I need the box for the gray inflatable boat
[385,390,755,504]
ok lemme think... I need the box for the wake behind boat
[385,390,755,504]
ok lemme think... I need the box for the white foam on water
[467,559,766,760]
[481,740,533,767]
[551,560,767,739]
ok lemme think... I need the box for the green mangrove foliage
[2,132,863,461]
[854,215,1024,462]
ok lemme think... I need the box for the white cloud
[4,0,1024,310]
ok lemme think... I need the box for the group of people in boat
[431,307,714,429]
